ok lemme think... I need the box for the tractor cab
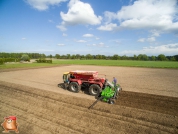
[63,72,70,83]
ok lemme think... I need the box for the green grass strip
[0,60,178,69]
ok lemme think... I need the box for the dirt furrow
[0,86,177,133]
[1,65,178,134]
[0,87,124,133]
[0,88,137,134]
[1,84,178,134]
[0,104,80,134]
[0,97,101,134]
[117,91,178,116]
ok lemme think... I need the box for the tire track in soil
[0,83,123,134]
[0,105,76,134]
[0,81,178,134]
[0,86,177,132]
[116,91,178,116]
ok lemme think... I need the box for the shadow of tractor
[58,83,90,95]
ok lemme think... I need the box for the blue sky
[0,0,178,56]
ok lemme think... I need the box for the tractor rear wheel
[69,82,81,93]
[89,84,102,96]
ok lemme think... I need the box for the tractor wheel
[64,83,68,90]
[109,99,115,104]
[89,84,102,96]
[69,82,81,93]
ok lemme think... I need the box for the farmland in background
[0,59,178,69]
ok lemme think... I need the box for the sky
[0,0,178,56]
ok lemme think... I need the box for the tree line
[55,54,178,61]
[0,53,46,59]
[0,52,178,61]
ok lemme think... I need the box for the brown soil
[0,65,178,134]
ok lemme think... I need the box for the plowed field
[0,65,178,134]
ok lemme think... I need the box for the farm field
[1,59,178,69]
[0,65,178,134]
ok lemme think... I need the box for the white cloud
[57,44,65,46]
[104,11,117,23]
[138,37,156,43]
[98,42,104,47]
[56,23,67,31]
[77,40,87,43]
[22,38,27,40]
[97,23,119,31]
[87,44,96,46]
[87,42,109,47]
[117,0,176,20]
[121,43,178,56]
[26,0,67,11]
[147,37,155,42]
[99,0,178,35]
[63,33,67,36]
[138,38,145,42]
[142,43,178,55]
[138,29,159,43]
[109,39,122,44]
[58,0,102,31]
[48,20,54,23]
[150,29,160,37]
[83,34,93,37]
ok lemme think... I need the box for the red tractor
[62,70,107,96]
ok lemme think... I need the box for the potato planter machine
[62,70,122,109]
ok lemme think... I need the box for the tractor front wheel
[89,84,102,96]
[69,82,81,93]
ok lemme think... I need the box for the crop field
[0,65,178,134]
[0,59,178,69]
[52,60,178,68]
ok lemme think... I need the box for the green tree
[76,54,80,59]
[170,57,176,61]
[101,55,106,59]
[137,54,148,61]
[40,54,46,59]
[121,55,127,60]
[137,54,142,60]
[66,54,71,59]
[174,55,178,61]
[61,55,67,59]
[142,54,148,61]
[55,54,60,59]
[158,54,166,61]
[49,54,52,59]
[96,54,103,59]
[71,55,76,59]
[151,56,156,61]
[21,54,30,61]
[133,55,137,60]
[86,54,92,59]
[112,54,119,60]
